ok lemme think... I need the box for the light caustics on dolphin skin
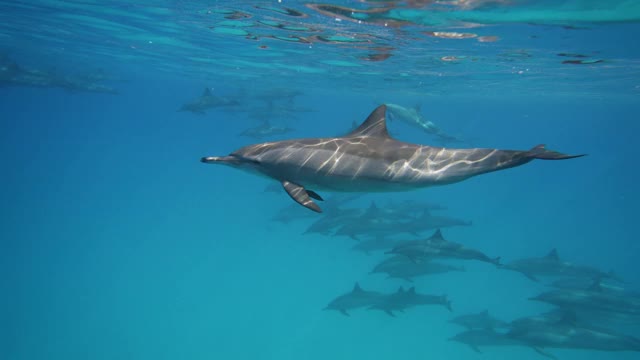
[201,104,585,213]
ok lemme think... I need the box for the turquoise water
[2,1,639,359]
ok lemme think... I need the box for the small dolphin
[333,207,471,240]
[449,329,556,359]
[201,105,584,213]
[386,103,465,144]
[386,229,501,266]
[384,260,464,282]
[179,87,239,114]
[503,248,621,282]
[323,282,384,316]
[369,286,452,316]
[530,280,640,317]
[450,310,509,330]
[239,121,296,140]
[508,311,640,354]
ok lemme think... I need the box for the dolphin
[368,286,452,316]
[201,105,584,213]
[386,103,439,134]
[323,282,384,316]
[449,329,557,359]
[386,229,501,266]
[386,103,466,144]
[529,280,640,317]
[239,121,296,140]
[352,237,403,255]
[383,260,465,282]
[179,87,239,114]
[508,311,640,354]
[450,310,509,330]
[333,208,471,240]
[503,248,622,282]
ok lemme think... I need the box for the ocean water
[1,1,639,360]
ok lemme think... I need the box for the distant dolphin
[386,103,465,144]
[201,105,584,212]
[179,87,239,114]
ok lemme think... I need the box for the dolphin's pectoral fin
[532,347,557,360]
[339,309,350,317]
[306,190,324,201]
[521,271,539,282]
[282,181,322,213]
[469,345,482,354]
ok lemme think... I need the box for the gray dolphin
[201,105,584,213]
[449,329,555,358]
[239,121,296,140]
[508,311,640,354]
[530,280,640,317]
[179,87,239,114]
[503,248,621,282]
[368,286,452,316]
[386,229,501,266]
[450,310,509,330]
[323,282,384,316]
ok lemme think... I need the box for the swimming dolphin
[450,310,509,330]
[508,311,640,354]
[449,329,554,358]
[239,121,296,140]
[179,87,239,114]
[368,286,452,316]
[386,229,501,266]
[323,282,384,316]
[503,248,621,282]
[201,105,584,213]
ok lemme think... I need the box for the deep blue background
[1,1,639,359]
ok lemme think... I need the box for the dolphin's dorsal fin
[364,201,379,217]
[545,248,559,261]
[202,87,212,97]
[587,279,603,292]
[556,310,577,326]
[352,282,363,293]
[429,229,445,242]
[408,287,416,294]
[345,105,390,138]
[396,286,405,293]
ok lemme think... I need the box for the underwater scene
[2,1,640,359]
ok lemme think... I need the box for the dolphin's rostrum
[201,105,584,212]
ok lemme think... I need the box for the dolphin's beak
[201,155,241,165]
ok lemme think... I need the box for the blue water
[2,1,639,359]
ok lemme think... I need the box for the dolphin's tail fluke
[442,295,453,312]
[492,256,502,267]
[526,144,586,160]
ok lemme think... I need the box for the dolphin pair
[202,105,584,213]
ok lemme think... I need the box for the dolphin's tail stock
[526,144,586,160]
